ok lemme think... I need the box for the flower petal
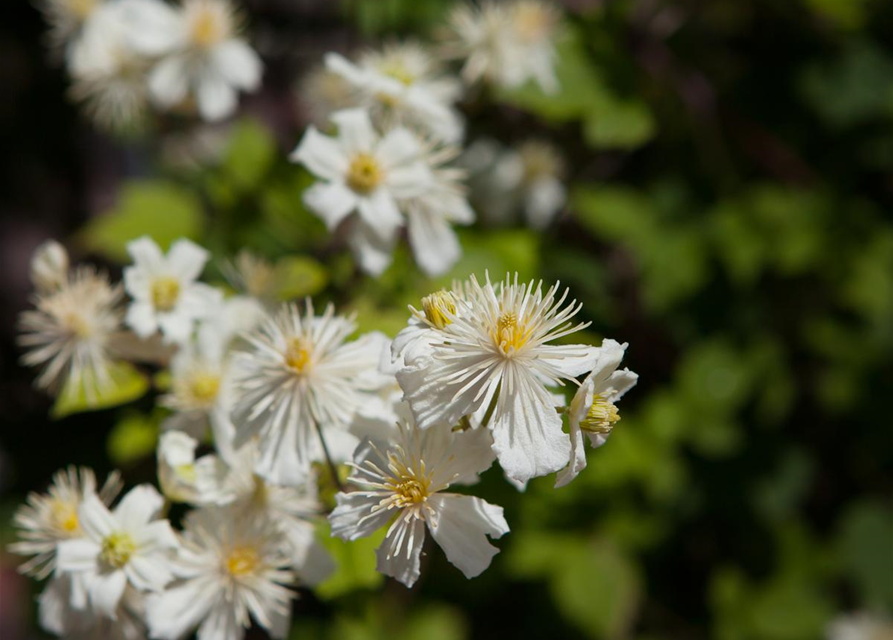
[406,207,461,276]
[89,569,127,618]
[331,108,377,155]
[303,182,357,230]
[375,516,425,587]
[427,494,508,579]
[148,55,189,108]
[329,491,391,541]
[290,126,349,182]
[197,73,237,122]
[212,39,262,90]
[166,239,209,283]
[113,484,164,532]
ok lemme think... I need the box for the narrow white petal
[331,108,377,155]
[197,73,238,122]
[148,55,190,108]
[89,569,127,617]
[303,182,357,230]
[290,127,349,181]
[329,491,391,541]
[166,239,209,283]
[427,494,508,579]
[406,207,461,276]
[375,516,425,587]
[212,39,262,90]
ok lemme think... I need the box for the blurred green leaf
[107,411,159,467]
[52,362,149,419]
[274,255,328,300]
[221,119,277,191]
[79,181,204,262]
[315,522,386,600]
[837,501,893,609]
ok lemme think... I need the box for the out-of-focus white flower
[290,108,432,275]
[123,236,222,345]
[443,0,559,94]
[404,142,475,276]
[30,240,70,294]
[495,139,566,228]
[145,506,295,640]
[326,43,464,143]
[38,573,147,640]
[397,273,598,484]
[330,422,507,587]
[827,612,893,640]
[230,300,391,486]
[141,0,263,121]
[555,339,637,487]
[19,264,123,401]
[11,467,122,579]
[157,431,230,504]
[297,63,355,127]
[56,485,179,618]
[214,441,335,585]
[38,0,107,59]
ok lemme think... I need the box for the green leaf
[79,181,204,262]
[837,501,893,609]
[51,362,149,419]
[221,119,277,191]
[583,100,656,149]
[107,412,159,467]
[314,522,386,600]
[274,256,328,300]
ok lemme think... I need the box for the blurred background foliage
[1,0,892,638]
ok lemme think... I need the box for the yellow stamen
[188,372,221,404]
[151,277,180,312]
[175,463,197,483]
[101,532,136,569]
[421,291,456,329]
[285,337,311,373]
[384,452,431,508]
[190,6,226,49]
[50,500,80,535]
[493,311,530,353]
[66,0,98,20]
[580,394,621,434]
[346,153,383,195]
[379,62,415,86]
[226,546,260,577]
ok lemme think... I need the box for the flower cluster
[40,0,261,129]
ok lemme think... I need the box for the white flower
[326,42,464,143]
[145,506,295,640]
[157,431,230,504]
[443,0,559,93]
[56,484,179,618]
[230,300,391,485]
[330,422,507,588]
[396,274,598,484]
[494,139,566,228]
[403,142,475,276]
[30,239,70,294]
[214,442,335,585]
[827,613,893,640]
[123,236,222,345]
[142,0,263,121]
[555,339,638,487]
[290,108,433,275]
[18,263,123,400]
[296,63,354,126]
[38,0,106,60]
[10,466,122,579]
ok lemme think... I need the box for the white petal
[427,494,508,578]
[324,52,366,85]
[118,0,183,55]
[197,602,241,640]
[197,73,237,122]
[212,39,262,90]
[89,569,127,617]
[376,516,425,587]
[376,128,422,169]
[125,555,173,592]
[158,310,195,345]
[356,190,403,240]
[303,182,357,230]
[541,344,603,379]
[166,239,209,282]
[386,163,432,199]
[437,426,497,486]
[290,126,349,181]
[126,302,159,338]
[127,236,164,269]
[78,494,117,539]
[113,484,164,531]
[406,207,461,276]
[329,491,391,541]
[555,415,587,488]
[148,55,189,108]
[348,218,397,276]
[146,577,219,640]
[55,539,100,573]
[491,374,571,484]
[331,108,377,155]
[525,177,566,229]
[606,368,639,402]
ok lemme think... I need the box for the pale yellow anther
[66,0,98,20]
[422,291,456,329]
[175,463,198,483]
[384,453,432,508]
[285,337,312,373]
[580,394,621,434]
[151,277,181,312]
[188,372,221,404]
[51,500,80,535]
[379,62,415,86]
[226,546,260,577]
[493,311,530,353]
[346,154,383,195]
[190,6,227,49]
[101,532,136,569]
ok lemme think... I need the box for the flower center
[226,546,260,577]
[493,312,530,353]
[101,532,136,569]
[151,277,180,312]
[285,337,312,373]
[62,310,92,338]
[379,62,415,86]
[66,0,98,20]
[175,463,197,483]
[50,500,80,535]
[346,153,383,195]
[422,291,456,329]
[187,372,221,405]
[513,3,553,42]
[384,452,432,508]
[190,6,227,49]
[580,394,621,434]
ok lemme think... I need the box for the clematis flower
[326,42,464,143]
[156,431,230,505]
[145,506,295,640]
[229,300,391,485]
[289,108,432,275]
[555,339,638,488]
[55,485,179,619]
[123,236,222,345]
[396,273,598,484]
[330,422,507,587]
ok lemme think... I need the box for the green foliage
[836,501,893,610]
[51,362,149,419]
[315,522,387,600]
[79,181,204,262]
[107,411,160,467]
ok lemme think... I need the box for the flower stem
[313,418,344,493]
[480,383,501,430]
